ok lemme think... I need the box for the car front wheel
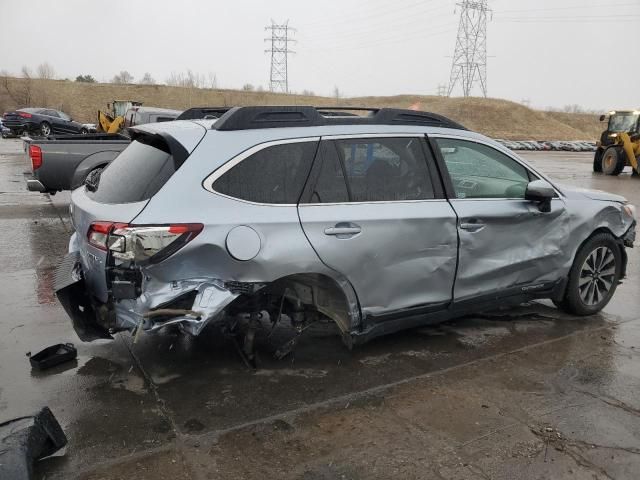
[556,233,622,316]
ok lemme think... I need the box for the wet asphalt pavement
[0,138,639,479]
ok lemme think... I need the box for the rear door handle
[459,221,485,232]
[324,224,362,237]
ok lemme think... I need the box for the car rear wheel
[40,121,51,136]
[601,147,625,175]
[80,128,88,135]
[556,233,622,316]
[593,148,603,172]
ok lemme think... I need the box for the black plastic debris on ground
[0,407,67,480]
[27,343,77,370]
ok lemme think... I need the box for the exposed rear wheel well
[226,273,357,334]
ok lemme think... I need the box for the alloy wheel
[41,123,51,136]
[578,246,616,306]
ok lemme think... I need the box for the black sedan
[2,108,89,136]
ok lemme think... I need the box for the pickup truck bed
[24,133,130,193]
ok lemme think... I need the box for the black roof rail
[212,106,466,131]
[176,107,232,121]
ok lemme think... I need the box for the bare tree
[139,72,156,85]
[208,72,218,89]
[1,67,33,107]
[333,86,341,104]
[165,71,183,87]
[302,89,315,96]
[166,70,207,89]
[112,70,134,84]
[36,62,55,79]
[242,83,255,92]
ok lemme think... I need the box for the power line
[495,2,639,14]
[265,20,296,94]
[448,0,491,98]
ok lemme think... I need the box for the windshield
[609,113,639,132]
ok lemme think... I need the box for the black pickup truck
[24,106,182,193]
[24,133,130,193]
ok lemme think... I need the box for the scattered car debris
[27,343,77,370]
[0,407,67,480]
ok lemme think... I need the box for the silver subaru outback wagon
[55,106,636,351]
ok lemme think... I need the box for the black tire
[82,166,104,187]
[80,128,88,135]
[601,146,625,175]
[556,233,622,316]
[593,149,603,172]
[40,121,51,136]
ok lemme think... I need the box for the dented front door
[432,136,570,302]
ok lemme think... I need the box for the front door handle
[324,223,362,237]
[459,221,485,232]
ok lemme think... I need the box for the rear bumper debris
[0,407,67,480]
[54,252,240,340]
[115,278,240,336]
[54,252,112,341]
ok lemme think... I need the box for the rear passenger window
[307,142,349,203]
[307,137,434,203]
[212,141,317,204]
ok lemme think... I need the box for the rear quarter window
[86,139,177,204]
[211,141,318,204]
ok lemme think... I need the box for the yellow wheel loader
[97,100,142,133]
[594,110,640,176]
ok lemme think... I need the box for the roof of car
[212,106,467,131]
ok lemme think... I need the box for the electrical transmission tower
[447,1,491,98]
[265,20,296,93]
[437,84,448,97]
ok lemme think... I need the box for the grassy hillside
[0,77,601,140]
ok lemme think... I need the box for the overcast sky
[1,0,639,110]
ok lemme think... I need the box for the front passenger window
[434,138,530,199]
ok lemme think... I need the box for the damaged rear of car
[55,117,359,347]
[55,120,223,340]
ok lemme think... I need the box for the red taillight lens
[29,145,42,170]
[18,112,32,118]
[168,223,203,234]
[87,222,203,262]
[87,221,119,251]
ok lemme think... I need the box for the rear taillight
[29,145,42,170]
[18,112,32,118]
[87,221,119,251]
[87,222,203,263]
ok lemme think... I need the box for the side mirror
[599,114,606,122]
[525,180,555,213]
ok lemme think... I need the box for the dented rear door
[298,135,458,320]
